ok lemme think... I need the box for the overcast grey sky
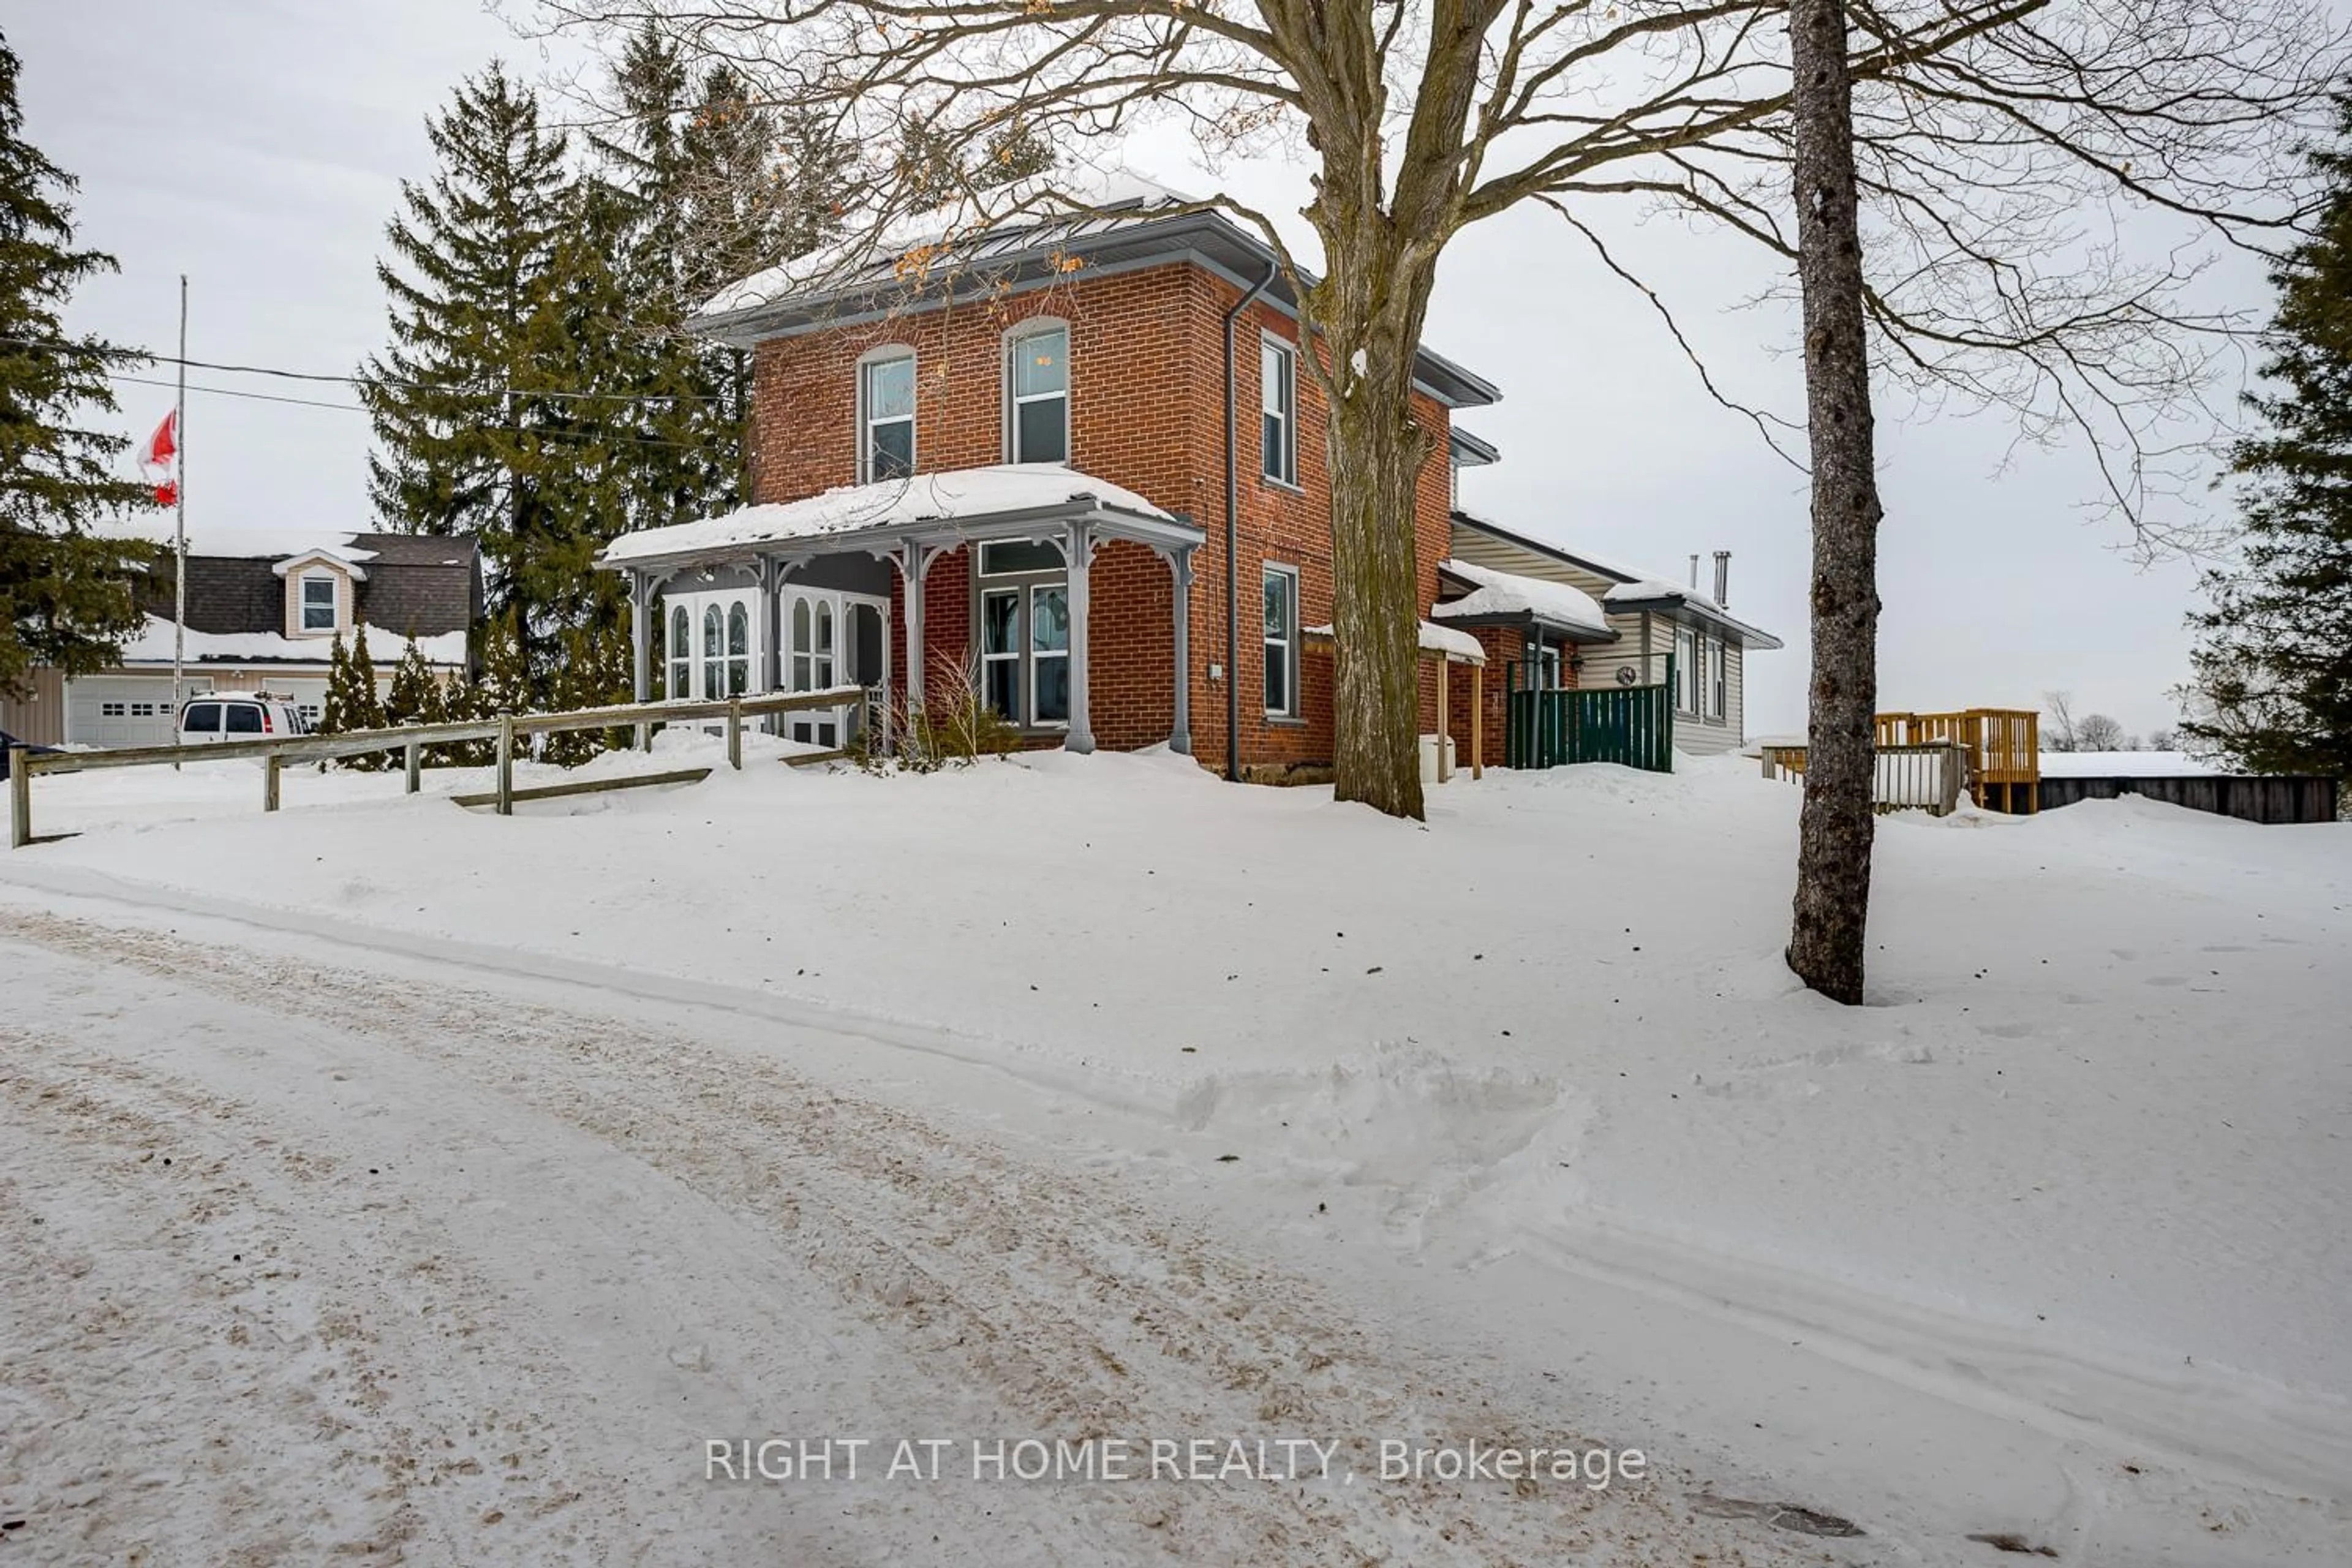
[11,0,2253,741]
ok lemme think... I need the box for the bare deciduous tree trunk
[1786,0,1884,1005]
[1324,355,1430,820]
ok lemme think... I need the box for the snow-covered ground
[2,740,2346,1564]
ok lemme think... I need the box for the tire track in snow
[0,907,1811,1567]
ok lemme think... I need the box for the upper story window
[300,573,336,632]
[1006,322,1069,465]
[1263,562,1298,717]
[859,349,916,481]
[1261,337,1297,486]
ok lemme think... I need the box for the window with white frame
[1675,624,1699,713]
[726,601,750,696]
[981,587,1022,723]
[702,605,725,699]
[1262,562,1298,717]
[1708,635,1728,721]
[859,350,916,481]
[1261,337,1297,486]
[669,603,691,698]
[1030,582,1069,723]
[1006,322,1069,465]
[300,573,336,632]
[974,545,1071,728]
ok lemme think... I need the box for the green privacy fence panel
[1504,658,1676,772]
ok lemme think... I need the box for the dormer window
[300,573,336,632]
[859,349,916,481]
[1006,321,1069,465]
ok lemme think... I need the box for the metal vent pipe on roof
[1713,550,1730,608]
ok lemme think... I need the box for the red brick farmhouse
[597,184,1778,778]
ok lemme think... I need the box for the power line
[1,332,728,409]
[101,369,714,453]
[110,371,364,414]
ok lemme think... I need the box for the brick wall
[747,259,1460,771]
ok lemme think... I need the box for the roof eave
[693,207,1502,410]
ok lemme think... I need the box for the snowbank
[7,748,2350,1547]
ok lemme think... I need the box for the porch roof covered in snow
[596,464,1202,575]
[597,466,1206,761]
[1431,558,1616,644]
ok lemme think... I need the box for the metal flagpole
[172,274,187,726]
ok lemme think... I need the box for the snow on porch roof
[1431,557,1611,638]
[1303,620,1487,665]
[599,464,1180,568]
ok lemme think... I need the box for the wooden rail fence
[8,686,863,849]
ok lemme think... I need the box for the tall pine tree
[2183,92,2352,785]
[361,63,635,707]
[0,30,156,697]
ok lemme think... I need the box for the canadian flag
[138,409,178,507]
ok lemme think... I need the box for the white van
[178,692,309,745]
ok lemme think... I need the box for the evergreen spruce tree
[0,31,157,696]
[342,623,388,766]
[318,632,354,736]
[2184,93,2352,786]
[384,634,442,727]
[590,24,823,521]
[361,63,637,707]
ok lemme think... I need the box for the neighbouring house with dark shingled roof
[0,530,482,748]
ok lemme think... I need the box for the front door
[784,589,839,747]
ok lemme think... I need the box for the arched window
[668,604,690,699]
[726,601,750,696]
[1006,320,1069,465]
[791,597,813,691]
[703,605,724,701]
[813,600,835,688]
[858,348,916,481]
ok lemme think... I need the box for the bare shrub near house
[537,0,2344,995]
[857,649,1022,774]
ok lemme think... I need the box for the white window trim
[298,571,339,635]
[856,345,918,483]
[1028,581,1071,728]
[1260,334,1298,488]
[980,585,1023,725]
[664,587,762,703]
[1262,561,1300,718]
[1003,318,1071,467]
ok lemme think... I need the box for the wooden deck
[1762,709,2042,813]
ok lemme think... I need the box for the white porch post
[629,571,653,752]
[1065,520,1095,755]
[1163,545,1194,755]
[900,541,927,720]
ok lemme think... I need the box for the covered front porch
[597,466,1205,757]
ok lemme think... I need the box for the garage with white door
[66,676,208,748]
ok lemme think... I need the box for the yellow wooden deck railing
[1762,709,2041,813]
